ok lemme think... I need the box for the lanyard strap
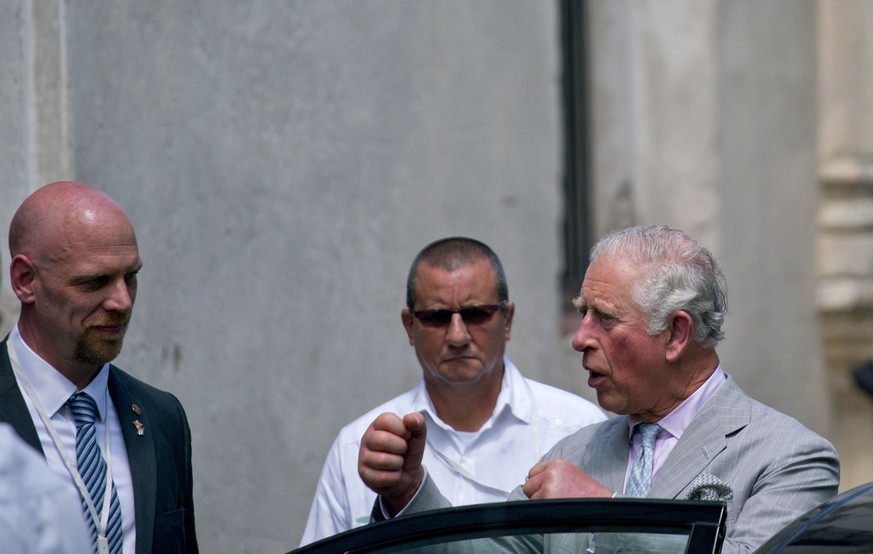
[8,345,114,548]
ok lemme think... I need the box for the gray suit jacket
[404,377,840,553]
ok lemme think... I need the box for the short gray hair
[590,225,727,348]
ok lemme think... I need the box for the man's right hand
[358,411,427,515]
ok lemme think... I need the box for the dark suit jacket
[0,339,198,553]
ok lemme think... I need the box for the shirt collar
[499,357,532,424]
[412,356,526,431]
[11,324,112,421]
[628,364,727,440]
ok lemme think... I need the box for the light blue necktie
[68,392,123,554]
[624,423,661,498]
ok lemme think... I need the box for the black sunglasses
[412,301,506,328]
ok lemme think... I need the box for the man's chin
[75,337,125,366]
[594,391,618,413]
[437,360,488,383]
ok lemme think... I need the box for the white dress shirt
[9,325,136,554]
[300,357,606,545]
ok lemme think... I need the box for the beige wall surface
[817,0,873,493]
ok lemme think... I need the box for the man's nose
[571,312,595,352]
[105,279,134,312]
[446,313,471,346]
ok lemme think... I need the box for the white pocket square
[685,473,733,501]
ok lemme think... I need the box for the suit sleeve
[180,400,198,553]
[719,430,839,553]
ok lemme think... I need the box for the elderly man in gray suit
[358,225,840,553]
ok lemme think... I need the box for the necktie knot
[67,392,99,428]
[638,422,660,451]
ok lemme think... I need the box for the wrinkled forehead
[585,253,643,284]
[578,254,644,303]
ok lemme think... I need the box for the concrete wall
[1,1,565,550]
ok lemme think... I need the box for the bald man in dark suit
[1,181,197,553]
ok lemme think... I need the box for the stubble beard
[74,326,127,366]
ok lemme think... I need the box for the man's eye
[83,277,108,289]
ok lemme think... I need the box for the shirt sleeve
[299,434,353,546]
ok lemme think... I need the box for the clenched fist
[522,459,614,500]
[358,411,428,515]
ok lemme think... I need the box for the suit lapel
[108,368,156,554]
[593,417,632,493]
[649,378,751,499]
[0,340,45,453]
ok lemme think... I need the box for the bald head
[10,181,135,265]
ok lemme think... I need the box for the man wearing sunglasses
[300,237,605,545]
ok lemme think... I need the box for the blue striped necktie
[624,423,661,498]
[68,392,123,554]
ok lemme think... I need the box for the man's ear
[664,310,693,363]
[502,301,515,342]
[10,255,37,304]
[401,308,416,346]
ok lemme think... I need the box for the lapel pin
[131,404,142,416]
[133,420,145,436]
